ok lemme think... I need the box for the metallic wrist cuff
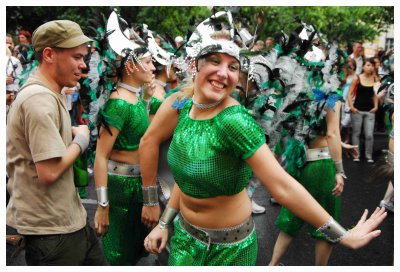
[317,217,348,243]
[72,133,89,154]
[159,207,179,229]
[334,160,347,179]
[96,186,109,207]
[386,151,394,166]
[142,186,159,206]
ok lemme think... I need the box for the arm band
[159,207,179,229]
[72,134,89,154]
[334,160,347,179]
[317,216,349,243]
[96,186,109,207]
[142,186,159,206]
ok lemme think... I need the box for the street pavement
[6,132,394,266]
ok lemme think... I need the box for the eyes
[205,56,240,72]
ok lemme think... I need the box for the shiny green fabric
[149,96,163,115]
[167,100,265,198]
[275,158,341,242]
[168,218,258,266]
[100,98,149,151]
[102,173,149,265]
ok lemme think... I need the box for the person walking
[6,20,107,265]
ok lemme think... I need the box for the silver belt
[107,160,141,177]
[180,215,255,247]
[306,147,331,162]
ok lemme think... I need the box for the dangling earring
[189,59,196,80]
[128,54,139,72]
[125,64,131,76]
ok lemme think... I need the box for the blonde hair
[176,79,195,100]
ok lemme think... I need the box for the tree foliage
[6,6,393,47]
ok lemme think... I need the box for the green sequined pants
[275,158,341,242]
[102,173,148,265]
[168,218,258,266]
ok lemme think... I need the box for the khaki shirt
[6,76,87,235]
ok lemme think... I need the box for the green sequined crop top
[149,96,163,115]
[100,98,150,151]
[167,100,266,198]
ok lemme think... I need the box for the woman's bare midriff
[179,189,252,229]
[109,149,140,165]
[308,135,328,149]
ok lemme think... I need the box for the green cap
[32,20,92,53]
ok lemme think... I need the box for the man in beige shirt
[6,20,107,265]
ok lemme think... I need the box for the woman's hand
[369,107,378,113]
[340,207,387,249]
[332,174,344,196]
[341,143,359,159]
[350,107,359,113]
[141,205,161,229]
[144,226,169,254]
[94,205,110,236]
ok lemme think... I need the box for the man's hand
[72,125,90,140]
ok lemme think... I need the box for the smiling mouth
[210,80,225,89]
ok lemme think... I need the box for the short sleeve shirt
[6,76,87,235]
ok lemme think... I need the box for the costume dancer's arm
[144,185,181,254]
[247,143,386,248]
[139,93,181,227]
[93,125,120,236]
[326,101,345,196]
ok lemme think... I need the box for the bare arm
[35,125,89,185]
[347,77,359,112]
[326,101,345,196]
[145,183,182,254]
[94,126,120,189]
[247,144,331,228]
[93,125,120,236]
[247,144,386,249]
[139,92,182,226]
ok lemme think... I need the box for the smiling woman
[139,10,387,267]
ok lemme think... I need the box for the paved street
[6,132,394,266]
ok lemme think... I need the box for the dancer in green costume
[93,11,156,265]
[139,11,386,266]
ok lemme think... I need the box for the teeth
[211,81,224,89]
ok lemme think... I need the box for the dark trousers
[24,221,107,266]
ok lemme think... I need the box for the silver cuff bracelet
[334,160,347,179]
[159,207,179,229]
[96,186,109,207]
[142,186,159,206]
[72,133,89,154]
[317,217,348,243]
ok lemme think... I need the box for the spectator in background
[174,36,185,57]
[251,40,264,52]
[341,58,357,145]
[265,36,275,50]
[374,56,389,77]
[18,30,31,45]
[349,42,364,75]
[6,33,15,52]
[347,58,379,163]
[6,44,22,93]
[174,35,184,48]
